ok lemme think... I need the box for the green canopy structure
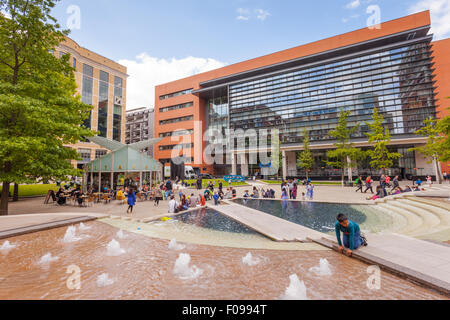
[83,136,163,192]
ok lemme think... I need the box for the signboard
[224,175,246,183]
[164,166,171,178]
[117,174,124,186]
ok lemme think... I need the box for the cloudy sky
[50,0,450,109]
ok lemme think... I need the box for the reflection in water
[0,222,446,300]
[173,208,258,235]
[235,199,369,233]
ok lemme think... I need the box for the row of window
[159,158,195,164]
[77,149,108,163]
[159,102,194,113]
[159,129,194,137]
[159,143,194,151]
[81,63,124,141]
[230,43,429,93]
[229,57,431,108]
[159,115,194,125]
[159,89,193,101]
[229,84,434,121]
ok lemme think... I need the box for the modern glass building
[154,11,448,180]
[56,37,128,170]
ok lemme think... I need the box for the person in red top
[363,176,374,194]
[199,194,206,206]
[385,175,391,187]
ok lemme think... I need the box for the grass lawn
[185,179,248,188]
[0,184,59,197]
[261,180,343,186]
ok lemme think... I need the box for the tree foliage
[0,0,96,215]
[297,130,314,179]
[409,117,447,183]
[326,109,365,183]
[364,108,402,172]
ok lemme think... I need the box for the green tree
[365,108,402,175]
[297,130,314,180]
[436,102,450,162]
[438,112,450,162]
[409,118,445,184]
[0,0,96,215]
[326,109,365,186]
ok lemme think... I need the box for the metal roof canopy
[84,136,163,173]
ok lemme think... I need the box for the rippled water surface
[0,221,445,300]
[233,199,394,233]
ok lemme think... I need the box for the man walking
[355,176,363,193]
[391,176,400,193]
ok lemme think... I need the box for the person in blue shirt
[415,178,423,187]
[126,188,137,215]
[213,192,220,206]
[335,214,367,257]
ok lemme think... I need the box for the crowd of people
[279,179,314,200]
[354,174,435,201]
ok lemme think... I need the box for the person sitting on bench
[335,214,367,257]
[56,187,66,206]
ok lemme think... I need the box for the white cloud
[236,8,271,21]
[119,54,227,109]
[346,0,361,9]
[255,9,271,21]
[342,18,349,23]
[236,15,249,21]
[408,0,450,40]
[236,8,250,21]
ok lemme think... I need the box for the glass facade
[98,70,109,138]
[228,41,435,144]
[207,96,229,137]
[113,76,123,141]
[82,64,94,129]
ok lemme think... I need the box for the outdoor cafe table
[93,193,104,203]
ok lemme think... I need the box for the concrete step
[375,203,424,235]
[398,198,450,226]
[357,205,406,234]
[387,200,442,237]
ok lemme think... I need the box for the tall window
[82,64,94,129]
[73,57,77,69]
[98,71,109,138]
[96,149,108,159]
[77,148,91,163]
[113,76,123,142]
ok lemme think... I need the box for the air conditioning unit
[114,96,123,106]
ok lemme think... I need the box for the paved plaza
[8,181,439,219]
